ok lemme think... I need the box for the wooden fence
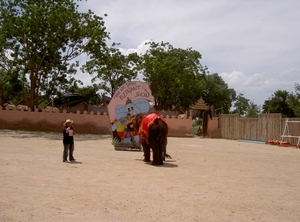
[219,114,300,144]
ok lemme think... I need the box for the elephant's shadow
[135,159,178,168]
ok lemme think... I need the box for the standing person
[62,119,76,162]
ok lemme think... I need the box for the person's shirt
[63,126,74,144]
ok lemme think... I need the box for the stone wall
[0,107,193,137]
[207,117,220,138]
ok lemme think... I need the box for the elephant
[133,113,171,165]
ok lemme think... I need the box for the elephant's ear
[115,105,127,120]
[115,104,124,113]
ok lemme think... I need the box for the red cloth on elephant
[138,113,167,144]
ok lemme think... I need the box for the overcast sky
[77,0,300,105]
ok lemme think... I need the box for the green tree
[0,68,23,106]
[232,93,250,115]
[201,73,236,113]
[82,45,141,97]
[0,0,109,110]
[246,101,259,118]
[142,41,205,111]
[288,83,300,117]
[262,90,295,117]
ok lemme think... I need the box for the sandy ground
[0,130,300,222]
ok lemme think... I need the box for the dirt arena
[0,129,299,222]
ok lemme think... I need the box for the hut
[190,97,213,136]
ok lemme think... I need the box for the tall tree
[0,0,109,109]
[232,93,250,115]
[0,68,23,106]
[246,101,260,118]
[262,90,295,117]
[288,83,300,117]
[142,41,205,111]
[201,73,236,113]
[82,45,141,97]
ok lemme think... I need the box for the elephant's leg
[148,123,165,165]
[142,143,151,162]
[149,133,163,166]
[151,146,160,165]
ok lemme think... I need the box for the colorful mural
[107,81,154,150]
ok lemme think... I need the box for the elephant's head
[131,113,144,133]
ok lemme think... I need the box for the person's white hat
[63,119,74,126]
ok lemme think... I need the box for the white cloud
[220,67,299,105]
[118,40,150,55]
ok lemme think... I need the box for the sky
[77,0,300,106]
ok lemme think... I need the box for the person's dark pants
[63,143,75,161]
